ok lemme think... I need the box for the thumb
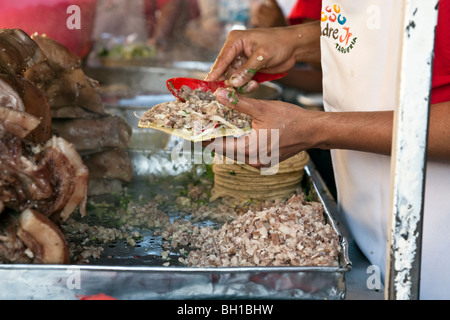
[214,87,265,119]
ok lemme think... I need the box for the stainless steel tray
[0,66,350,300]
[0,149,351,300]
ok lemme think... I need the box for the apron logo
[321,5,357,54]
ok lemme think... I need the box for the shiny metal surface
[85,65,283,98]
[0,149,351,300]
[0,264,346,300]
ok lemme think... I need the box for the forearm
[426,101,450,161]
[153,0,183,41]
[311,101,450,161]
[312,110,394,155]
[255,21,322,71]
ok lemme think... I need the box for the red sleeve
[157,0,172,7]
[431,0,450,104]
[287,0,322,25]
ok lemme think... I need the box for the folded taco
[138,86,252,142]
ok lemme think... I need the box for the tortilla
[138,86,253,142]
[138,120,251,143]
[210,151,310,201]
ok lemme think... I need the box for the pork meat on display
[0,29,89,264]
[24,33,133,196]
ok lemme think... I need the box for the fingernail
[229,74,241,87]
[214,87,229,100]
[215,87,239,105]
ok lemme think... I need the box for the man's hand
[205,22,321,88]
[202,87,320,168]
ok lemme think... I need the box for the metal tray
[0,66,351,300]
[0,148,351,300]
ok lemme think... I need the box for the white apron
[320,0,450,299]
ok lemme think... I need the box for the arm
[209,89,450,165]
[315,101,450,161]
[250,0,288,28]
[149,0,188,48]
[206,18,450,164]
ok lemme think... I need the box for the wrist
[286,22,322,65]
[303,109,330,150]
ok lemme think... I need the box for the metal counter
[0,65,384,300]
[0,151,351,300]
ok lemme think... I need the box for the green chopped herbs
[227,89,239,105]
[98,43,157,60]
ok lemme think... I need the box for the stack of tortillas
[210,151,310,201]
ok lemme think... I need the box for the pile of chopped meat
[139,86,252,139]
[166,195,341,267]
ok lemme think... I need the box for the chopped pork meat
[139,86,252,137]
[161,195,341,268]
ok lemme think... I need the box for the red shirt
[288,0,449,104]
[287,0,322,25]
[431,0,450,104]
